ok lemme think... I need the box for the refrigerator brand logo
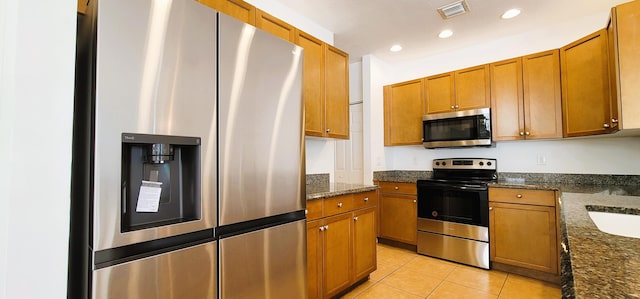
[124,135,135,141]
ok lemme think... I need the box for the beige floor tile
[376,246,416,267]
[445,266,508,295]
[401,254,458,280]
[428,281,498,299]
[340,280,377,299]
[498,274,561,299]
[369,262,401,282]
[354,283,423,299]
[380,266,442,297]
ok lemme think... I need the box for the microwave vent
[438,0,470,19]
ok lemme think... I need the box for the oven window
[417,187,489,227]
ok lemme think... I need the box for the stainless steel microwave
[422,108,492,148]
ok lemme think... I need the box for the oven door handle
[418,181,488,191]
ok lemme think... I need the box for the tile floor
[341,243,561,299]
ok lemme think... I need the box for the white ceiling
[269,0,630,63]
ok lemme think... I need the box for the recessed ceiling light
[501,8,521,19]
[438,30,453,39]
[390,45,403,52]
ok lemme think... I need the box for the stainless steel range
[416,158,497,269]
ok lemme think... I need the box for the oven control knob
[435,162,440,166]
[479,162,484,166]
[487,161,492,166]
[432,211,438,217]
[442,162,447,166]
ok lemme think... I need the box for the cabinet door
[352,207,377,281]
[325,45,350,139]
[323,213,352,298]
[255,10,295,42]
[384,79,424,145]
[455,64,491,111]
[523,50,563,139]
[306,220,323,299]
[78,0,87,14]
[490,58,524,140]
[425,72,455,114]
[489,202,558,274]
[200,0,256,25]
[560,29,612,137]
[380,194,417,245]
[296,32,325,137]
[611,1,640,129]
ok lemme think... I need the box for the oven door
[417,180,489,227]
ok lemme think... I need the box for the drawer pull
[337,202,343,208]
[394,186,399,190]
[489,207,493,211]
[516,194,523,198]
[363,197,369,202]
[413,199,417,203]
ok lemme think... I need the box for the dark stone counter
[306,183,379,201]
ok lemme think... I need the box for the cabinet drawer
[353,191,378,210]
[323,195,354,217]
[377,182,416,195]
[306,199,323,221]
[489,188,556,207]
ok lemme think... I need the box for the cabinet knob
[326,128,331,133]
[603,123,611,128]
[394,186,399,190]
[363,197,369,202]
[354,217,358,221]
[519,132,525,136]
[454,105,459,109]
[516,194,523,198]
[525,131,530,136]
[451,105,455,110]
[319,226,325,232]
[489,207,493,211]
[324,225,329,230]
[612,118,619,123]
[413,199,417,203]
[337,202,343,208]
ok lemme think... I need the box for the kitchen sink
[587,206,640,239]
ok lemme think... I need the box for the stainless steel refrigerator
[70,0,306,298]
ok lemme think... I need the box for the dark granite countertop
[306,183,379,201]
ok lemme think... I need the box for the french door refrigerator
[70,0,306,298]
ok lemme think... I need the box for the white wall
[305,137,336,179]
[0,0,75,298]
[365,11,640,176]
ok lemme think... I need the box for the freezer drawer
[220,219,307,298]
[93,242,217,299]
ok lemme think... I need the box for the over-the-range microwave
[422,107,492,148]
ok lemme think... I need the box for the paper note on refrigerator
[136,181,163,212]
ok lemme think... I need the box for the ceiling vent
[438,0,470,19]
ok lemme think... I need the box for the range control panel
[432,158,497,170]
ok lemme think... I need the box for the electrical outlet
[536,154,547,165]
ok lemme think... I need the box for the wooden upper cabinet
[490,58,524,140]
[425,73,454,114]
[560,29,613,137]
[609,0,640,130]
[491,50,562,141]
[424,65,490,114]
[325,45,350,139]
[199,0,256,25]
[296,32,325,137]
[522,50,563,139]
[77,0,88,14]
[256,10,295,42]
[384,79,425,145]
[455,64,491,111]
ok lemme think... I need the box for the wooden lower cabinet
[489,188,560,278]
[352,207,377,281]
[376,182,417,245]
[306,192,378,298]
